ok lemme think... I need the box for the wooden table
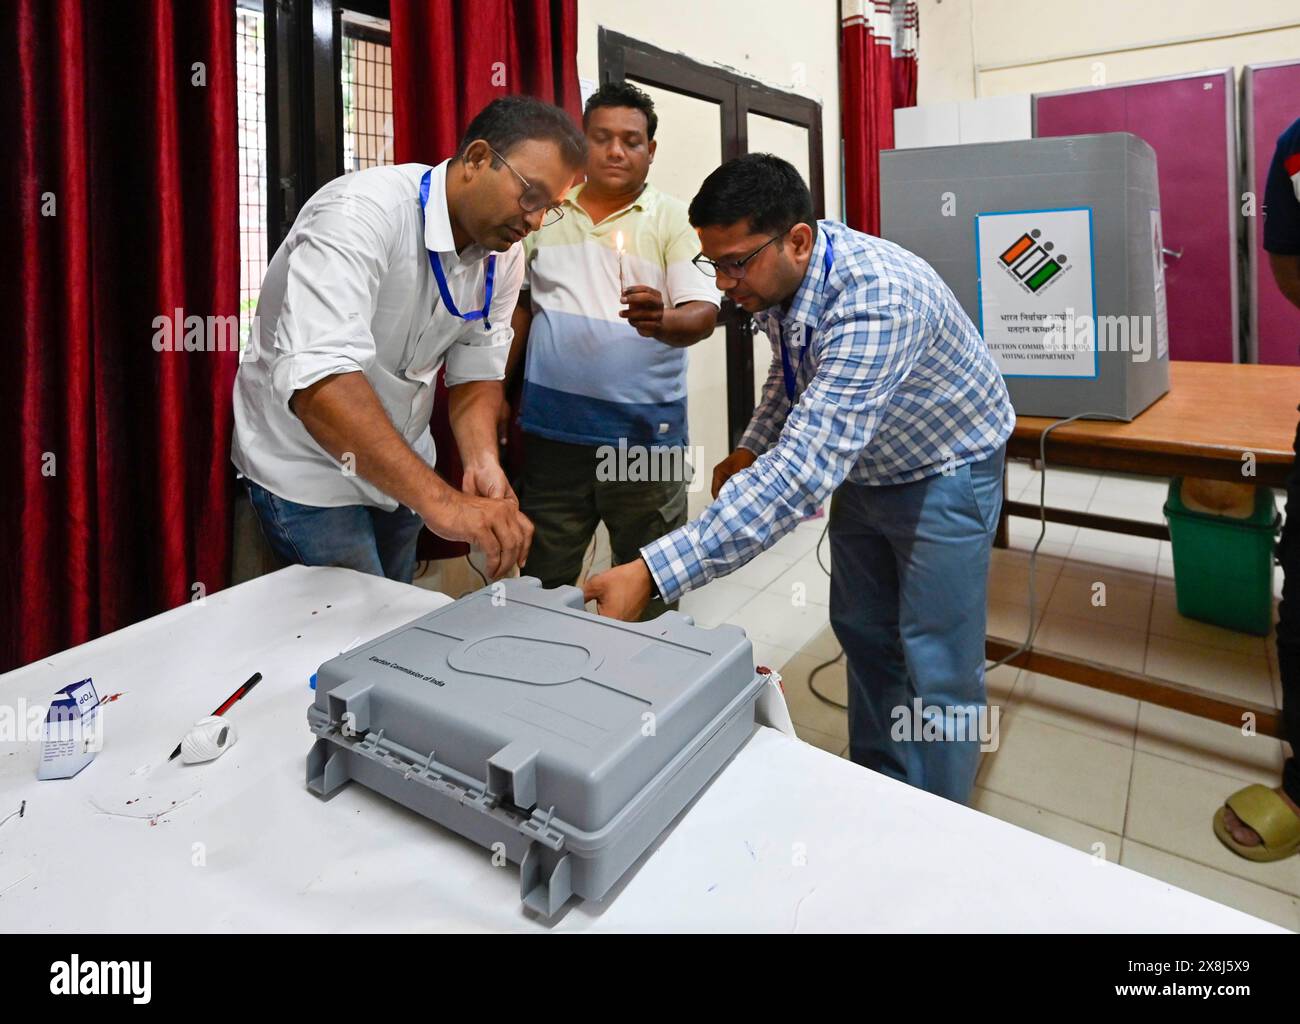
[991,362,1300,739]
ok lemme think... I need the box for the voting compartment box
[880,133,1170,421]
[307,577,764,917]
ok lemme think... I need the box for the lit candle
[615,230,627,298]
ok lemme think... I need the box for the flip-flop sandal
[1213,784,1300,862]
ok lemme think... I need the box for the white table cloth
[0,566,1280,932]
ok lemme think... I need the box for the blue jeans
[244,480,423,583]
[829,445,1005,803]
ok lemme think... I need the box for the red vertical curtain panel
[391,0,582,163]
[840,0,918,235]
[389,0,581,560]
[2,0,240,671]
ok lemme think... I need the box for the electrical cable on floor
[985,411,1127,673]
[806,516,847,708]
[805,410,1128,710]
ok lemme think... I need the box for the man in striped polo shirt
[505,82,721,619]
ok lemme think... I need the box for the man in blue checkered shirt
[585,154,1015,803]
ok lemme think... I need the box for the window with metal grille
[235,1,267,350]
[341,11,394,173]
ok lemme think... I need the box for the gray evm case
[880,133,1171,421]
[307,577,764,917]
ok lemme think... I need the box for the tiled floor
[666,461,1300,931]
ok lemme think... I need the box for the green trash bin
[1163,479,1280,636]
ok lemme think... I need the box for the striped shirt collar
[757,222,832,344]
[563,180,659,221]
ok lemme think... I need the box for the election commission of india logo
[997,227,1069,295]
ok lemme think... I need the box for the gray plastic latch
[306,737,348,798]
[520,842,572,917]
[327,678,374,736]
[553,583,586,610]
[486,741,539,811]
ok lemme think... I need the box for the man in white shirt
[232,97,585,582]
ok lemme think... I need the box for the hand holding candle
[620,285,666,338]
[614,230,663,337]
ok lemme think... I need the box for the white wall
[576,0,843,218]
[917,0,1300,102]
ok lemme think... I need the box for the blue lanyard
[777,326,803,405]
[420,169,495,330]
[778,233,834,403]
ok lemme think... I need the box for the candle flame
[615,231,624,253]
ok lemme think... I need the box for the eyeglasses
[692,231,786,280]
[488,145,565,227]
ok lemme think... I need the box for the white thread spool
[180,716,238,764]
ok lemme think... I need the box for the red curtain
[2,0,240,671]
[391,0,582,163]
[389,0,581,560]
[841,0,919,235]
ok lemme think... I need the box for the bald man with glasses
[232,97,585,584]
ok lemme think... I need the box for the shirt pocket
[402,312,457,385]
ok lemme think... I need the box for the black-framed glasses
[488,145,565,226]
[692,231,786,280]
